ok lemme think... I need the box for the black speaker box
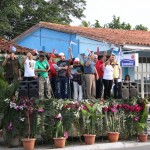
[121,82,129,99]
[28,80,39,99]
[130,82,138,98]
[18,81,28,98]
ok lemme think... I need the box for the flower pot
[22,138,36,150]
[138,134,148,142]
[107,132,119,142]
[83,134,96,145]
[53,137,66,148]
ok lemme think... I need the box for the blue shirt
[84,59,95,74]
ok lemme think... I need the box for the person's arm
[2,55,9,66]
[85,57,92,66]
[94,67,99,80]
[68,47,73,60]
[118,66,122,79]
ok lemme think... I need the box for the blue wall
[18,28,78,59]
[77,36,111,54]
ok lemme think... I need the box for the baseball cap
[59,52,65,56]
[74,57,80,62]
[39,53,45,58]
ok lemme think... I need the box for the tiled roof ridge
[12,21,150,46]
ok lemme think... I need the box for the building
[12,22,150,98]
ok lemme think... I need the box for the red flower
[103,107,108,112]
[133,116,139,122]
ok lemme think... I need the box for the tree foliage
[80,20,92,27]
[105,15,131,30]
[0,0,86,39]
[94,20,101,28]
[134,24,148,31]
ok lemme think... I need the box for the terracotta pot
[83,134,96,145]
[22,138,36,150]
[107,132,119,142]
[138,134,148,142]
[53,137,66,148]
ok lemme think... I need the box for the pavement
[1,137,150,150]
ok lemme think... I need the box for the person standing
[56,53,69,99]
[35,54,51,99]
[110,55,122,99]
[103,59,113,99]
[71,58,84,101]
[2,52,22,84]
[84,51,99,99]
[48,54,57,97]
[23,52,36,81]
[95,55,106,99]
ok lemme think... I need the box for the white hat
[74,57,80,62]
[59,52,65,56]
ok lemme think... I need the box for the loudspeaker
[18,81,28,98]
[28,80,39,99]
[121,82,129,99]
[129,82,138,98]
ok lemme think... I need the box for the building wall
[17,28,78,58]
[77,36,111,54]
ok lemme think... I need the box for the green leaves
[0,0,86,39]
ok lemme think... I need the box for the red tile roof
[0,38,33,53]
[12,22,150,46]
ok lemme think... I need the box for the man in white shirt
[23,52,36,81]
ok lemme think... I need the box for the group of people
[2,49,123,100]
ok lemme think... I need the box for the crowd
[2,49,123,100]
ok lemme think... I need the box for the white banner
[120,53,139,67]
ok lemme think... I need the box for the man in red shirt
[95,55,106,99]
[48,54,57,97]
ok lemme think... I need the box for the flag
[96,47,100,56]
[85,49,91,56]
[70,41,77,46]
[10,45,16,52]
[33,50,39,55]
[52,49,57,54]
[112,47,119,56]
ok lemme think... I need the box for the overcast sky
[71,0,150,29]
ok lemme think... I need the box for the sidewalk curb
[49,141,150,150]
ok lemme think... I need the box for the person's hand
[96,74,99,80]
[64,66,68,70]
[68,47,72,53]
[18,76,22,81]
[5,55,9,60]
[34,75,38,79]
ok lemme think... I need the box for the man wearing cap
[84,51,99,99]
[2,52,22,84]
[56,52,69,99]
[71,57,84,101]
[48,54,57,97]
[35,53,51,99]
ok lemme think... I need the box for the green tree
[105,15,132,30]
[80,20,92,27]
[94,20,101,28]
[0,0,86,39]
[134,24,148,31]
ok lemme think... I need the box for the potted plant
[21,97,38,150]
[104,103,120,142]
[2,98,26,147]
[81,102,98,145]
[136,101,148,142]
[53,113,68,148]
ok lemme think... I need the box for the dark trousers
[114,79,122,99]
[103,79,113,99]
[23,77,35,81]
[56,77,69,99]
[96,77,103,98]
[50,76,56,97]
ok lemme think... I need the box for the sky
[71,0,150,29]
